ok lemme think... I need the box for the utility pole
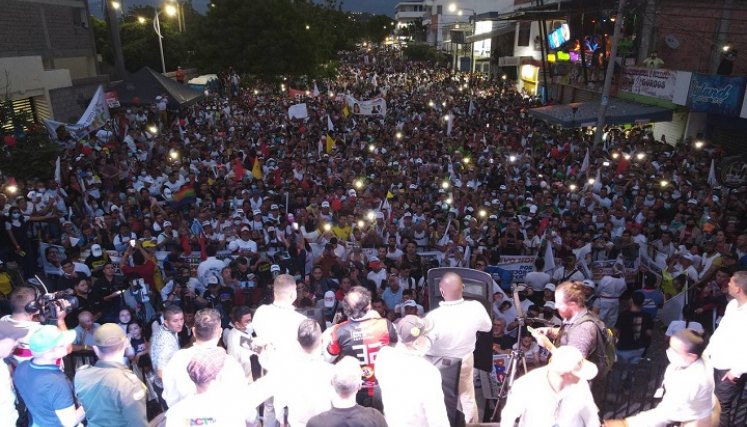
[636,0,656,64]
[711,0,733,73]
[593,0,626,147]
[104,0,127,80]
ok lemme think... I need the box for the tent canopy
[528,98,674,128]
[110,67,203,110]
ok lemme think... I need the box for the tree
[192,0,379,77]
[0,100,60,181]
[92,5,199,74]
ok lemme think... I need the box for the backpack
[563,312,616,377]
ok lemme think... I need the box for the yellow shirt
[332,225,351,241]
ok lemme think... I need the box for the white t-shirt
[228,238,257,254]
[252,303,307,371]
[165,390,255,427]
[525,272,551,292]
[162,345,248,408]
[0,362,17,426]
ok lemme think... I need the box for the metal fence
[599,360,747,426]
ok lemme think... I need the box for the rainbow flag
[170,183,196,208]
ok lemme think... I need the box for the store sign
[619,67,677,101]
[688,73,747,117]
[547,23,570,50]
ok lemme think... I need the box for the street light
[137,16,146,24]
[111,1,121,10]
[154,4,178,74]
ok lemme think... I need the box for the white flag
[593,167,602,192]
[468,99,475,116]
[707,159,718,188]
[580,148,590,173]
[288,103,308,120]
[312,81,320,97]
[54,156,62,185]
[327,115,334,132]
[543,239,556,274]
[446,112,453,136]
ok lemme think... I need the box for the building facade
[0,0,107,125]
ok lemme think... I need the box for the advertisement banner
[619,67,677,101]
[688,73,747,116]
[344,95,387,117]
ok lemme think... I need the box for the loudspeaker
[426,268,495,372]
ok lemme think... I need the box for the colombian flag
[342,105,350,117]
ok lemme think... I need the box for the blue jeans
[616,348,645,364]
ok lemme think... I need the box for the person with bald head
[252,274,308,426]
[425,272,491,423]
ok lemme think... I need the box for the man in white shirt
[500,346,600,427]
[0,321,26,425]
[705,270,747,427]
[425,272,491,423]
[196,245,226,289]
[596,264,627,327]
[524,258,551,292]
[162,308,247,407]
[165,347,260,427]
[252,274,308,427]
[223,306,255,385]
[376,315,450,427]
[274,319,333,427]
[228,226,258,256]
[606,329,714,427]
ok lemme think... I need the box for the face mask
[665,348,690,368]
[11,213,21,219]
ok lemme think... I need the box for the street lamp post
[153,4,177,74]
[448,3,476,72]
[105,0,127,79]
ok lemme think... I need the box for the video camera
[36,290,79,325]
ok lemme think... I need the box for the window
[437,5,442,14]
[517,21,531,46]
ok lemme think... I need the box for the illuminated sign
[548,23,570,50]
[557,51,570,61]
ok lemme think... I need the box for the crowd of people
[0,46,746,426]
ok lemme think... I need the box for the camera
[37,290,79,325]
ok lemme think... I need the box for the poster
[619,67,677,101]
[344,95,387,117]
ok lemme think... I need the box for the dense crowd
[0,47,746,427]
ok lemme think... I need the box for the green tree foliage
[0,101,60,181]
[93,5,198,73]
[193,0,385,77]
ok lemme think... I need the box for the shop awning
[465,24,514,43]
[527,98,674,128]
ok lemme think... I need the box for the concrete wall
[49,76,109,124]
[0,0,96,70]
